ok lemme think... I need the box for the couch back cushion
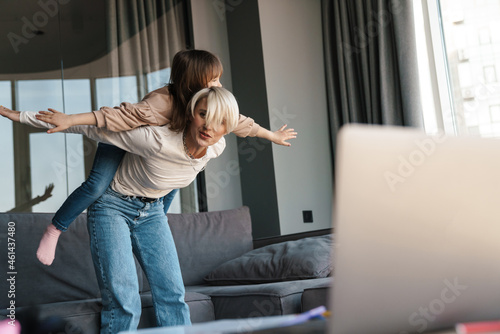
[166,206,253,286]
[0,213,100,308]
[0,206,253,307]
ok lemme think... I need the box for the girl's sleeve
[232,114,261,137]
[20,111,161,157]
[91,88,173,132]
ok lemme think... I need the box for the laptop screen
[330,124,500,334]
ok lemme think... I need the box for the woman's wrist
[0,106,20,122]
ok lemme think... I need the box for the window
[13,79,90,212]
[147,68,171,92]
[490,104,500,122]
[96,76,139,107]
[415,0,500,137]
[0,81,15,212]
[484,65,497,83]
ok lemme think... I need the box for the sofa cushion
[187,277,332,320]
[0,213,101,308]
[0,291,215,333]
[165,206,254,286]
[204,235,333,285]
[140,291,215,326]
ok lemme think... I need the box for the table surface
[120,318,460,334]
[245,320,458,334]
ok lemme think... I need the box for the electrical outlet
[302,210,313,223]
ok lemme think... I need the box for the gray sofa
[0,206,332,333]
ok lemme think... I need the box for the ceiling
[0,0,185,77]
[0,0,107,75]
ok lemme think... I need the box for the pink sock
[36,224,62,266]
[0,319,21,334]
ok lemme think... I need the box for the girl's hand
[0,105,20,122]
[271,124,297,147]
[36,108,72,133]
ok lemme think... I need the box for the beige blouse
[92,86,261,137]
[21,111,224,198]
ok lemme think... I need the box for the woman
[1,87,240,333]
[26,49,296,266]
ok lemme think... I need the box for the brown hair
[167,50,223,132]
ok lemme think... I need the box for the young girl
[2,86,241,332]
[29,49,297,265]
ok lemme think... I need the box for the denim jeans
[52,143,178,231]
[87,187,191,333]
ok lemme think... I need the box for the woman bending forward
[1,87,239,333]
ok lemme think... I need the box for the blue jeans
[87,187,191,333]
[52,143,178,231]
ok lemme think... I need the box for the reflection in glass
[0,0,187,213]
[0,81,14,212]
[17,79,66,212]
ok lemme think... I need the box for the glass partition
[0,81,14,212]
[0,0,187,214]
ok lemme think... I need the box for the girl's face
[207,75,222,88]
[188,97,227,148]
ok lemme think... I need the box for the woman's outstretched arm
[0,106,96,134]
[16,110,162,158]
[0,106,20,122]
[35,109,97,133]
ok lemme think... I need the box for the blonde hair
[187,87,239,133]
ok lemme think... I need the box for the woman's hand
[36,108,72,134]
[0,105,20,122]
[270,124,297,147]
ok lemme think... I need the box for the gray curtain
[105,0,186,86]
[105,0,200,213]
[322,0,423,152]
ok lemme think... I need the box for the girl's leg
[53,143,126,230]
[37,143,126,266]
[87,188,142,333]
[131,200,191,327]
[162,189,179,214]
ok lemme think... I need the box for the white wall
[190,0,243,211]
[258,0,333,234]
[190,0,334,233]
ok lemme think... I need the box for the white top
[21,111,226,198]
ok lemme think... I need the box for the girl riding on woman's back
[27,49,296,265]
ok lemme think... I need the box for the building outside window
[415,0,500,137]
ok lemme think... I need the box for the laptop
[329,124,500,334]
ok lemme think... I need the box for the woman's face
[188,97,227,148]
